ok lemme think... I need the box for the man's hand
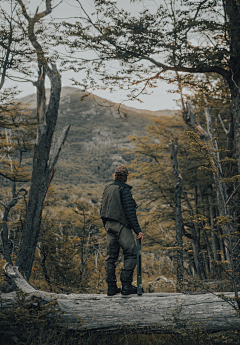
[136,232,143,243]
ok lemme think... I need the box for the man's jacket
[100,180,141,234]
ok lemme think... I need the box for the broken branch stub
[48,125,71,172]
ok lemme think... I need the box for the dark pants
[105,219,137,285]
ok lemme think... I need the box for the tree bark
[195,180,214,274]
[221,0,240,168]
[0,185,27,266]
[208,193,221,263]
[40,252,52,291]
[169,142,183,283]
[183,192,206,280]
[14,66,70,280]
[1,267,240,334]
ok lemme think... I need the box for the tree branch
[182,102,209,140]
[16,0,52,67]
[218,113,228,134]
[142,55,231,81]
[205,107,223,175]
[16,0,51,22]
[48,125,71,172]
[0,23,13,90]
[15,0,30,21]
[0,171,29,183]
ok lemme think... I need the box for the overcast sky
[4,0,179,111]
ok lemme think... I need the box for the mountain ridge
[20,86,178,117]
[19,87,179,189]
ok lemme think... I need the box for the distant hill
[20,87,178,188]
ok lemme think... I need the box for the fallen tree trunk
[1,265,240,334]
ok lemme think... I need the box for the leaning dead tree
[1,0,70,282]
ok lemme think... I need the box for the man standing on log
[100,166,143,296]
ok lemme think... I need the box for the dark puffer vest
[100,180,141,234]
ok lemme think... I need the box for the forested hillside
[0,87,178,295]
[20,87,176,186]
[2,0,240,343]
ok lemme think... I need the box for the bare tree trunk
[2,1,71,282]
[1,183,27,265]
[169,142,183,283]
[221,109,240,291]
[197,182,219,276]
[183,192,206,280]
[204,107,232,265]
[208,193,221,263]
[195,181,212,274]
[230,87,240,174]
[40,252,52,291]
[218,226,227,261]
[182,103,239,305]
[14,65,69,280]
[223,0,240,175]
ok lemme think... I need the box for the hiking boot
[121,284,137,295]
[107,284,121,296]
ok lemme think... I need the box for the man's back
[101,179,142,234]
[100,182,128,228]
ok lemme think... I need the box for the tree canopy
[61,0,240,174]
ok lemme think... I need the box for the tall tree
[1,0,70,283]
[169,141,184,283]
